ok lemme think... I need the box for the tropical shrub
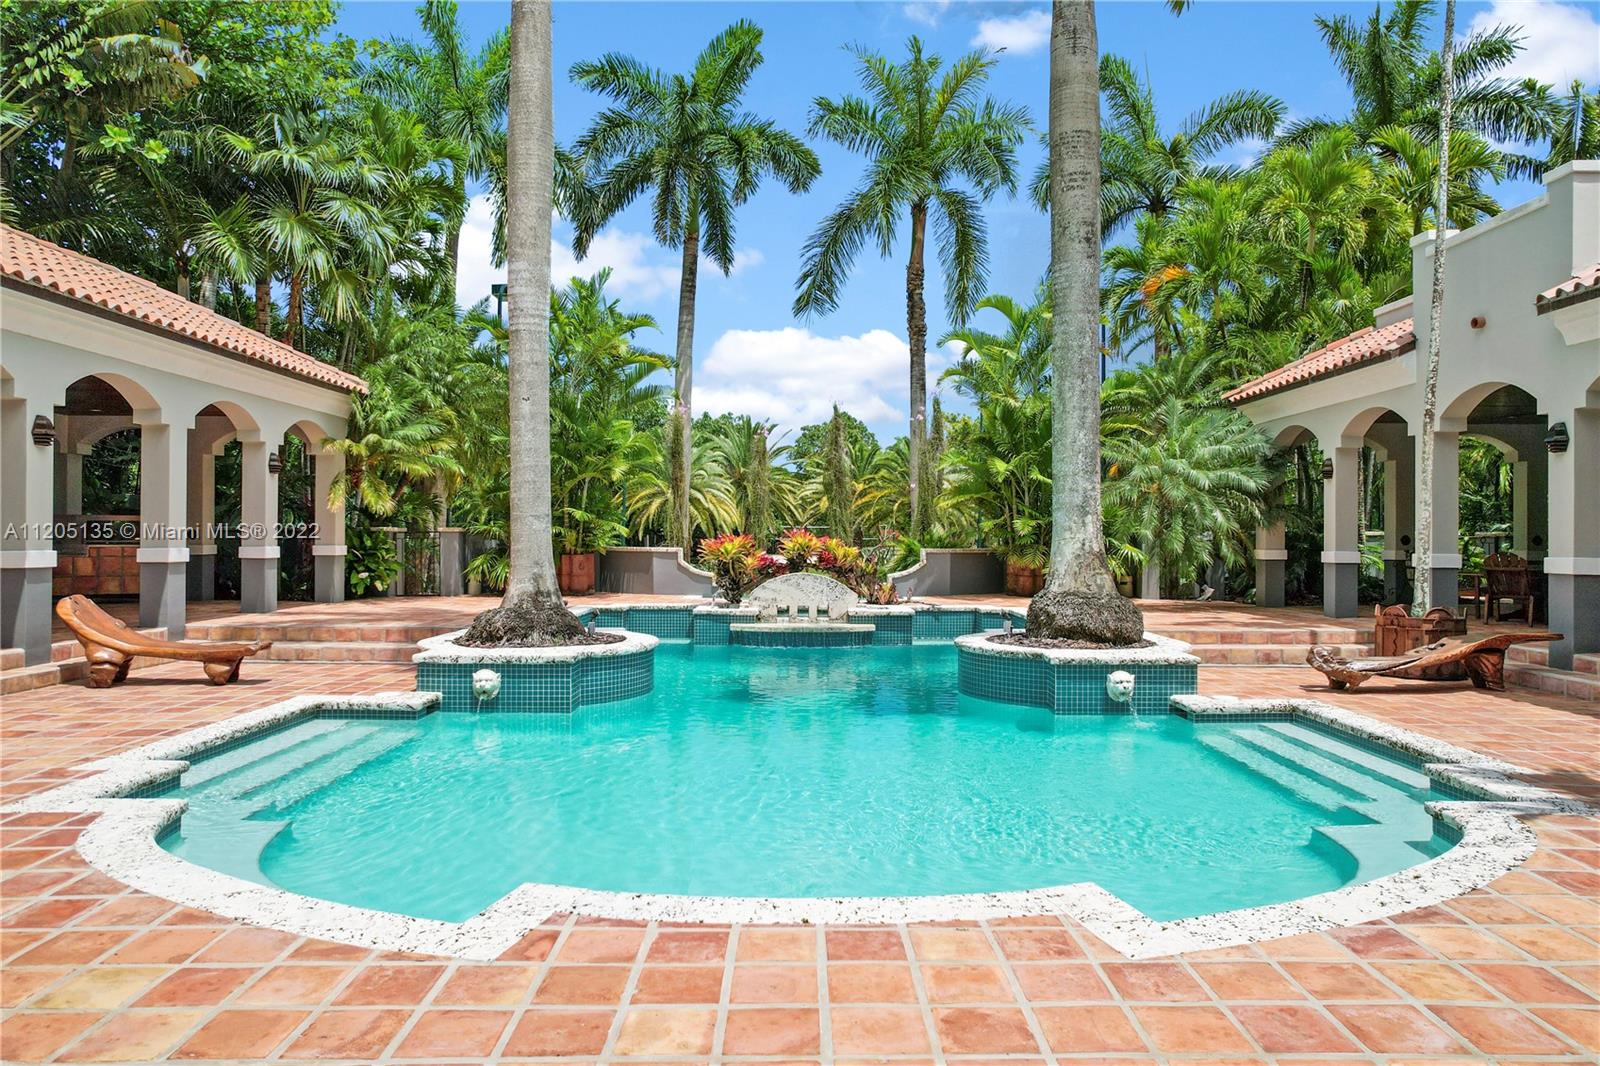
[698,533,762,603]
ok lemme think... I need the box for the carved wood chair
[54,595,271,687]
[1483,552,1536,625]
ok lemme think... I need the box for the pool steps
[179,720,349,788]
[1259,722,1433,793]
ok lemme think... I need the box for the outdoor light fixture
[1321,457,1334,479]
[1544,422,1570,453]
[268,450,283,475]
[31,415,56,447]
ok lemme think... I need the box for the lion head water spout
[471,668,502,710]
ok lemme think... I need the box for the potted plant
[1002,546,1046,596]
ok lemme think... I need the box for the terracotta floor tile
[827,963,918,1003]
[54,1008,204,1062]
[103,929,219,965]
[1130,1005,1254,1053]
[1193,961,1303,999]
[1034,1005,1145,1053]
[1013,962,1114,1001]
[909,926,995,961]
[1468,962,1597,1003]
[496,927,558,962]
[0,1011,103,1062]
[1494,924,1599,961]
[921,964,1012,1003]
[1282,961,1397,1000]
[31,966,165,1010]
[932,1006,1040,1054]
[830,1006,931,1055]
[738,928,817,961]
[1531,1007,1600,1052]
[1409,923,1530,960]
[13,930,129,966]
[280,1008,408,1060]
[172,1008,307,1059]
[433,964,538,1006]
[391,1008,512,1058]
[1372,961,1498,1001]
[646,930,729,963]
[731,964,817,1003]
[133,965,252,1007]
[722,1006,821,1055]
[501,1008,614,1057]
[555,927,645,963]
[532,964,631,1005]
[1431,1004,1579,1054]
[631,965,725,1004]
[995,928,1084,960]
[1104,962,1209,1002]
[1331,924,1435,959]
[827,929,906,961]
[0,966,70,1007]
[191,926,298,963]
[1329,1004,1468,1054]
[287,939,371,963]
[1259,932,1352,960]
[332,963,445,1006]
[235,964,352,1006]
[612,1007,717,1055]
[1231,1004,1359,1053]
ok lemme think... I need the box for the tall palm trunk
[906,199,927,537]
[460,0,583,645]
[1026,0,1144,646]
[445,169,466,287]
[672,211,700,549]
[254,276,272,334]
[284,271,304,349]
[1412,0,1455,616]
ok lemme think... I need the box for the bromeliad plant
[698,532,762,603]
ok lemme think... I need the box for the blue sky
[333,0,1600,440]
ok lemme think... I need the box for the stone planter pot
[1372,604,1465,656]
[1003,562,1043,596]
[558,552,597,595]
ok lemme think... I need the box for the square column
[1254,501,1286,608]
[1382,441,1415,604]
[1417,430,1461,612]
[134,418,189,638]
[311,446,346,603]
[239,439,279,613]
[1545,408,1599,670]
[1321,445,1361,617]
[1,396,58,664]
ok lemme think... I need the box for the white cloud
[1468,1,1600,88]
[453,193,763,310]
[696,326,957,438]
[903,1,952,28]
[971,9,1049,55]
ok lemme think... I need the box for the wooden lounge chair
[55,594,271,687]
[1308,630,1560,691]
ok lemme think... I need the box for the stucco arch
[1441,380,1520,428]
[285,416,342,452]
[193,399,262,439]
[58,372,161,418]
[1272,424,1318,448]
[1339,406,1408,448]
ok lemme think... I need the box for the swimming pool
[158,643,1455,924]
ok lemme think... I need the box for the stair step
[1191,643,1368,665]
[1508,644,1600,675]
[0,662,62,695]
[0,647,25,671]
[1233,728,1398,804]
[1261,722,1434,794]
[186,724,381,799]
[258,641,418,663]
[1195,733,1352,813]
[249,728,417,813]
[167,806,287,888]
[1314,822,1439,883]
[1155,627,1370,646]
[181,720,350,788]
[1505,663,1600,702]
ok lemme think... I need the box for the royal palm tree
[460,0,583,645]
[1029,53,1282,233]
[1371,125,1501,234]
[1026,0,1144,645]
[1506,80,1598,182]
[794,36,1028,537]
[364,0,506,289]
[569,21,819,549]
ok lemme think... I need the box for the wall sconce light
[1469,315,1486,329]
[1321,457,1334,480]
[1400,534,1413,549]
[1544,422,1570,453]
[267,450,283,475]
[31,415,56,447]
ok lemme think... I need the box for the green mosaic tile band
[730,627,874,648]
[691,613,737,645]
[622,606,693,640]
[417,648,653,713]
[914,609,983,640]
[956,646,1198,715]
[860,612,913,645]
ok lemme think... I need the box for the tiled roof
[1535,263,1600,313]
[1225,318,1416,404]
[1,225,366,393]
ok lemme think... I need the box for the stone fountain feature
[725,573,877,647]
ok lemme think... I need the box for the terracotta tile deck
[1,639,1596,1062]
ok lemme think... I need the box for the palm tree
[794,36,1028,537]
[1371,125,1501,234]
[1029,53,1282,233]
[1413,0,1456,615]
[364,0,506,290]
[460,0,582,645]
[1026,0,1144,645]
[1505,80,1599,182]
[569,21,819,550]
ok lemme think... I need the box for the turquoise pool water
[162,644,1452,922]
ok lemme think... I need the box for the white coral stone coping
[954,630,1201,666]
[8,685,1593,960]
[412,628,657,664]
